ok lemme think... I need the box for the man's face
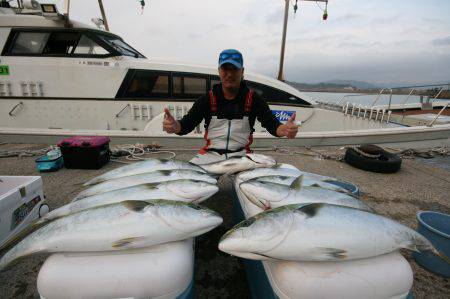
[219,64,244,90]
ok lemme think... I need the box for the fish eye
[187,203,202,210]
[238,217,255,228]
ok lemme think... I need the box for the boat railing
[8,102,23,116]
[337,88,394,109]
[330,83,450,123]
[341,102,392,123]
[115,103,130,118]
[427,102,449,127]
[336,83,449,108]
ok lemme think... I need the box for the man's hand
[276,113,299,139]
[163,108,181,134]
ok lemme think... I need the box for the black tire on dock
[344,145,402,173]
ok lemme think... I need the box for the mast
[277,0,328,82]
[277,0,290,82]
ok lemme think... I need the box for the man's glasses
[219,53,242,61]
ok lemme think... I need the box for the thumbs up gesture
[163,108,181,134]
[276,113,299,139]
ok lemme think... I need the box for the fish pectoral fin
[111,236,146,249]
[314,247,347,260]
[249,252,277,260]
[122,200,153,212]
[289,174,304,191]
[224,250,272,261]
[222,161,239,167]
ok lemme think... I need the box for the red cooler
[57,136,110,169]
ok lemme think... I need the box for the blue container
[35,155,64,172]
[176,277,194,299]
[413,211,450,277]
[325,180,360,196]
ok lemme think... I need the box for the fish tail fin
[405,235,450,265]
[0,250,20,272]
[0,218,50,255]
[431,248,450,265]
[83,178,99,186]
[0,245,43,272]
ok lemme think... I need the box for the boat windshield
[99,35,144,58]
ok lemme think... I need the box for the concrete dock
[0,143,449,299]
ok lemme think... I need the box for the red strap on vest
[209,91,217,113]
[244,90,254,113]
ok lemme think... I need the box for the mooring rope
[269,146,450,162]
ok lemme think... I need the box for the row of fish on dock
[0,153,448,272]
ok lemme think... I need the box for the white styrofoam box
[0,176,49,247]
[37,238,194,299]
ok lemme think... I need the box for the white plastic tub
[232,174,413,299]
[0,176,49,247]
[38,238,194,299]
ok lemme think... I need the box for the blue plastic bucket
[324,180,360,196]
[413,211,450,277]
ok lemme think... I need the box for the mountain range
[287,80,379,91]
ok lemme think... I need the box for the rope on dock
[110,143,176,163]
[0,146,50,158]
[269,146,450,161]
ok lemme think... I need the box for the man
[163,49,298,164]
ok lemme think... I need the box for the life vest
[198,90,254,155]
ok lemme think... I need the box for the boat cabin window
[99,35,143,58]
[10,32,49,54]
[246,81,310,106]
[123,70,169,98]
[173,74,207,98]
[43,32,79,55]
[2,29,145,58]
[74,35,109,55]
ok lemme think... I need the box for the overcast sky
[46,0,450,85]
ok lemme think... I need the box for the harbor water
[302,91,450,106]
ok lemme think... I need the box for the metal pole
[277,0,289,81]
[64,0,71,27]
[98,0,110,31]
[427,102,449,127]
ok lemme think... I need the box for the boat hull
[1,124,449,149]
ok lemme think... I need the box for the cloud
[331,13,364,23]
[431,37,450,46]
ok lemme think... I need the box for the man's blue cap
[218,49,244,69]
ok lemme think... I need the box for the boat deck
[0,143,449,299]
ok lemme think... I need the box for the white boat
[1,1,449,148]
